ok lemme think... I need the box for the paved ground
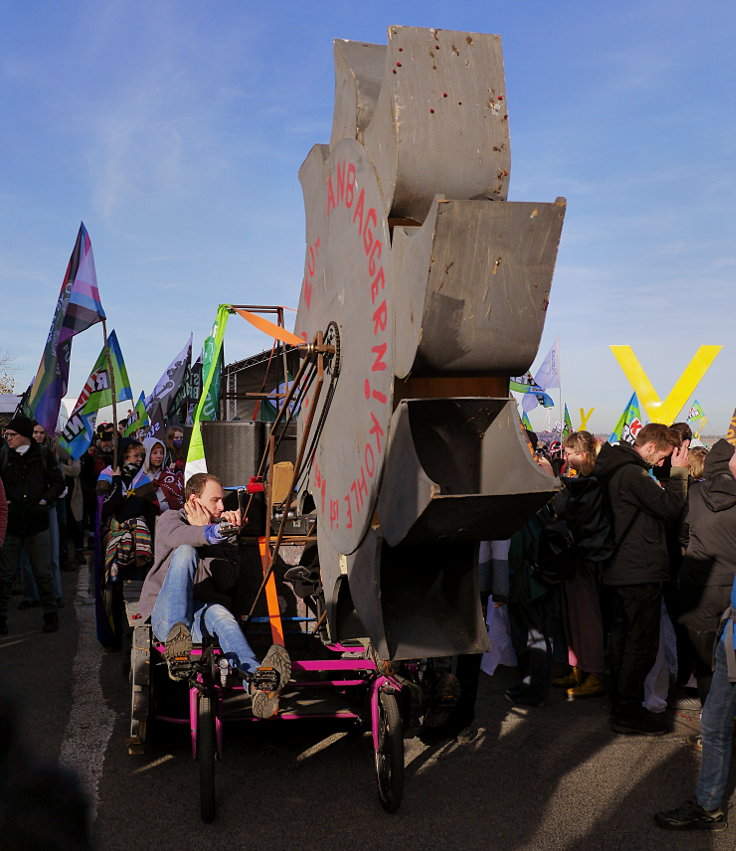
[2,565,734,850]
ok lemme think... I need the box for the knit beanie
[5,415,34,440]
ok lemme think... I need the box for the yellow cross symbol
[610,345,722,425]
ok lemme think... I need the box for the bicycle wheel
[198,693,217,823]
[374,691,405,813]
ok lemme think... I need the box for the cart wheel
[198,693,217,823]
[374,691,404,813]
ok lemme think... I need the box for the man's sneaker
[0,616,7,636]
[42,611,59,633]
[655,797,726,831]
[164,622,193,681]
[567,673,605,700]
[552,667,582,689]
[611,713,667,736]
[250,644,291,719]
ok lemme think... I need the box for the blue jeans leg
[151,545,198,642]
[150,545,260,682]
[695,641,736,811]
[192,603,260,677]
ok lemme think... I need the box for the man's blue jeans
[151,545,259,677]
[696,640,736,811]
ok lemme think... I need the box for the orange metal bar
[258,536,284,646]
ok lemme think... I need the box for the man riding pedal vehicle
[137,472,291,719]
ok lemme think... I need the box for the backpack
[531,513,577,586]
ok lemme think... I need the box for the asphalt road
[1,566,734,851]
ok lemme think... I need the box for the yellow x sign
[610,345,722,425]
[579,408,594,430]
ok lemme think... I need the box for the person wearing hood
[0,415,64,635]
[141,436,184,514]
[677,439,736,706]
[594,422,689,736]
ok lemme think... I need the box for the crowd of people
[4,406,736,833]
[0,412,187,637]
[489,421,736,832]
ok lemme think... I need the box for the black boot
[42,611,59,633]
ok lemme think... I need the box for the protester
[677,439,736,707]
[551,431,606,699]
[687,446,708,481]
[654,571,736,833]
[137,472,291,718]
[0,478,7,546]
[165,426,186,473]
[595,423,688,735]
[0,415,63,635]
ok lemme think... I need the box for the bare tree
[0,350,17,394]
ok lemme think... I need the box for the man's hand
[671,443,690,469]
[219,509,242,528]
[184,498,212,526]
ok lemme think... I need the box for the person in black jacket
[0,415,64,635]
[678,439,736,706]
[595,423,688,736]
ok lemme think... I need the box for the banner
[124,391,149,437]
[146,335,192,418]
[185,305,231,479]
[26,223,106,432]
[142,401,166,442]
[610,392,645,445]
[726,408,736,448]
[521,412,532,431]
[58,331,132,459]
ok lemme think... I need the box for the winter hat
[5,415,34,440]
[704,439,735,477]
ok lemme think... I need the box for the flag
[186,305,231,479]
[58,330,132,459]
[186,354,203,424]
[563,404,573,439]
[26,223,106,432]
[726,408,736,448]
[142,401,165,441]
[610,392,645,445]
[146,335,193,419]
[534,339,561,391]
[124,391,149,437]
[521,412,532,431]
[510,373,554,410]
[686,400,705,424]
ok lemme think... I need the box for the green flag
[563,404,573,439]
[185,305,231,479]
[124,391,149,437]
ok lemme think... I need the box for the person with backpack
[595,423,689,736]
[0,415,64,635]
[654,570,736,832]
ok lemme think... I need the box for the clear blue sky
[2,0,735,433]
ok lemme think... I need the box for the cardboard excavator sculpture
[286,26,565,660]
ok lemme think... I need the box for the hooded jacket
[593,442,687,585]
[679,439,736,587]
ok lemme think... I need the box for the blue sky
[1,0,735,433]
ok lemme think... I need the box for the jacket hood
[142,436,167,477]
[593,441,646,481]
[700,440,736,511]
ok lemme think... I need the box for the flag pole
[101,319,119,470]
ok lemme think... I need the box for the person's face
[564,449,588,471]
[192,480,225,519]
[125,449,145,468]
[99,434,113,452]
[639,441,673,467]
[33,425,47,443]
[4,428,30,449]
[150,444,165,467]
[173,430,183,442]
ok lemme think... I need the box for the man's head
[97,429,114,452]
[4,415,34,449]
[634,423,681,467]
[670,421,693,448]
[185,473,225,520]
